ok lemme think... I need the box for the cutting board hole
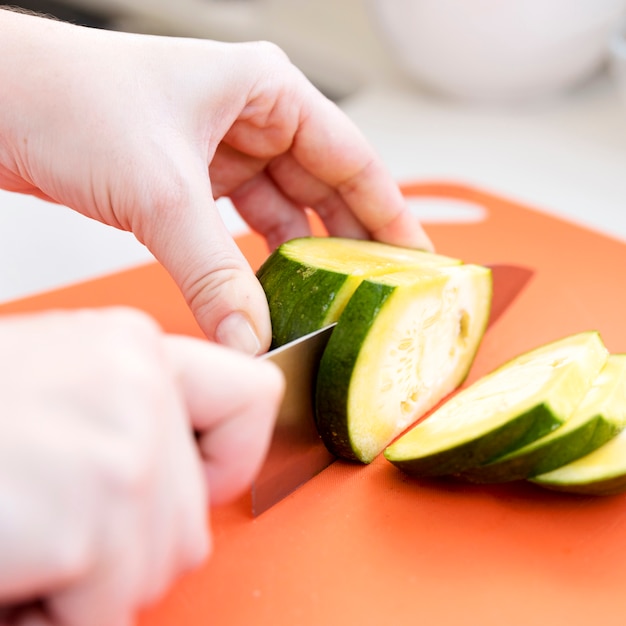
[407,197,487,223]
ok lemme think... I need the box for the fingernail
[216,312,261,355]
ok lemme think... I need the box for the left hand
[0,9,432,354]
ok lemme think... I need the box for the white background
[2,0,625,303]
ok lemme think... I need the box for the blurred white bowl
[369,0,626,103]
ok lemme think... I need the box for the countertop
[1,71,625,304]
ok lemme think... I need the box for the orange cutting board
[4,182,626,626]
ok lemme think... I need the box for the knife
[252,263,534,515]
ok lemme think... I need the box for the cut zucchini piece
[257,237,461,347]
[531,354,626,495]
[462,354,626,483]
[384,332,609,477]
[315,264,492,463]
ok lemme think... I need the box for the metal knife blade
[253,324,336,516]
[252,263,534,516]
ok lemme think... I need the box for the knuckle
[111,455,154,502]
[100,309,162,363]
[246,40,291,65]
[102,305,162,333]
[71,306,162,343]
[46,527,92,582]
[184,264,234,311]
[78,309,168,493]
[181,260,250,325]
[122,149,195,247]
[239,40,301,88]
[95,423,160,504]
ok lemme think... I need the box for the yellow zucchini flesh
[531,354,626,495]
[462,354,626,482]
[384,332,610,477]
[256,237,461,348]
[315,264,492,463]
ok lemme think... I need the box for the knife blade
[253,324,336,516]
[252,263,534,516]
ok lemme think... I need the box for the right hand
[0,307,284,626]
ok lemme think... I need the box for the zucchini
[383,332,609,477]
[462,354,626,483]
[531,354,626,495]
[315,264,492,463]
[259,236,626,492]
[257,237,461,348]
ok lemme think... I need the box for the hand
[0,9,432,355]
[0,308,283,626]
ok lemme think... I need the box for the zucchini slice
[531,354,626,495]
[383,332,609,477]
[462,354,626,483]
[315,264,492,463]
[257,237,461,348]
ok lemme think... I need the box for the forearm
[0,8,129,199]
[0,8,70,192]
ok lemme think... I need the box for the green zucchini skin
[314,281,394,462]
[256,249,305,347]
[259,237,491,464]
[268,267,351,348]
[461,413,620,483]
[256,236,461,348]
[260,236,626,491]
[529,354,626,495]
[257,251,352,348]
[537,476,626,496]
[460,352,626,483]
[314,265,491,464]
[532,471,626,496]
[384,331,609,479]
[387,403,563,478]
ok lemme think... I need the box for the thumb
[145,178,271,355]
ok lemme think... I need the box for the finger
[11,605,53,626]
[213,43,431,250]
[214,132,414,249]
[143,161,272,354]
[211,143,329,250]
[136,355,210,605]
[51,584,135,626]
[48,406,208,626]
[265,151,371,239]
[164,335,284,505]
[287,90,434,251]
[228,171,314,251]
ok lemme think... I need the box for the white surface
[0,192,248,303]
[341,75,626,244]
[2,1,626,304]
[370,0,626,103]
[0,191,153,301]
